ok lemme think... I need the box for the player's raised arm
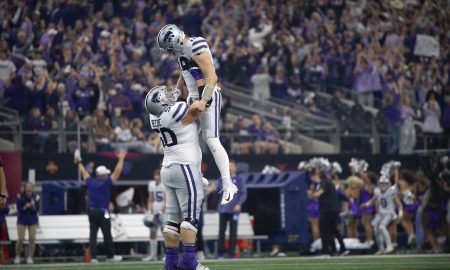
[111,150,127,182]
[193,50,217,111]
[176,75,189,101]
[180,100,207,126]
[74,149,90,180]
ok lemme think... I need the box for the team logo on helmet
[163,31,175,43]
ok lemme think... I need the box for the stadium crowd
[0,0,449,154]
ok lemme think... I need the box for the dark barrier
[240,172,310,246]
[22,153,425,181]
[42,181,85,214]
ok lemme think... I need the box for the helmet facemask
[145,86,178,116]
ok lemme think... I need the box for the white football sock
[380,225,392,248]
[150,239,158,258]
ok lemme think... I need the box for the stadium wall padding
[20,153,423,181]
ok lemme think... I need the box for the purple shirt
[16,193,40,225]
[354,65,373,93]
[384,91,401,125]
[216,175,247,214]
[247,124,264,141]
[73,87,96,113]
[86,177,112,209]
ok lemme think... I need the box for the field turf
[5,254,450,270]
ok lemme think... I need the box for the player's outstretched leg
[177,220,209,270]
[205,137,238,204]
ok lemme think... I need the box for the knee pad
[163,220,181,237]
[180,218,199,234]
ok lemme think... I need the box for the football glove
[74,149,82,164]
[221,179,238,205]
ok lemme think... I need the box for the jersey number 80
[154,128,177,147]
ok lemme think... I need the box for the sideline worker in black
[312,167,347,256]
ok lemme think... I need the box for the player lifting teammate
[145,85,208,270]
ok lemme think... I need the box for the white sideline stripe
[9,254,450,269]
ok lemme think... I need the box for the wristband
[201,84,214,101]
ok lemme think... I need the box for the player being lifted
[145,85,208,270]
[361,162,403,254]
[142,169,166,261]
[156,24,238,204]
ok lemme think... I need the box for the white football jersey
[148,180,165,213]
[374,185,398,215]
[178,37,214,100]
[149,101,201,167]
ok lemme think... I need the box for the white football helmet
[378,175,391,192]
[144,86,180,116]
[157,24,185,58]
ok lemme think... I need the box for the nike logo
[226,193,231,201]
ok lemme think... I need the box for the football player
[145,85,208,270]
[142,168,166,261]
[362,174,403,254]
[156,24,238,205]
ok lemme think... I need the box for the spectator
[15,182,39,265]
[383,90,401,154]
[248,18,272,52]
[399,95,416,154]
[75,150,127,263]
[0,46,16,88]
[114,116,133,144]
[262,122,281,154]
[92,109,113,152]
[247,114,264,154]
[107,83,132,125]
[250,65,270,103]
[213,160,247,259]
[422,90,442,149]
[127,83,145,119]
[442,96,450,148]
[25,107,49,153]
[354,54,374,107]
[72,74,97,118]
[270,66,289,99]
[231,117,251,154]
[4,76,30,116]
[12,30,33,57]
